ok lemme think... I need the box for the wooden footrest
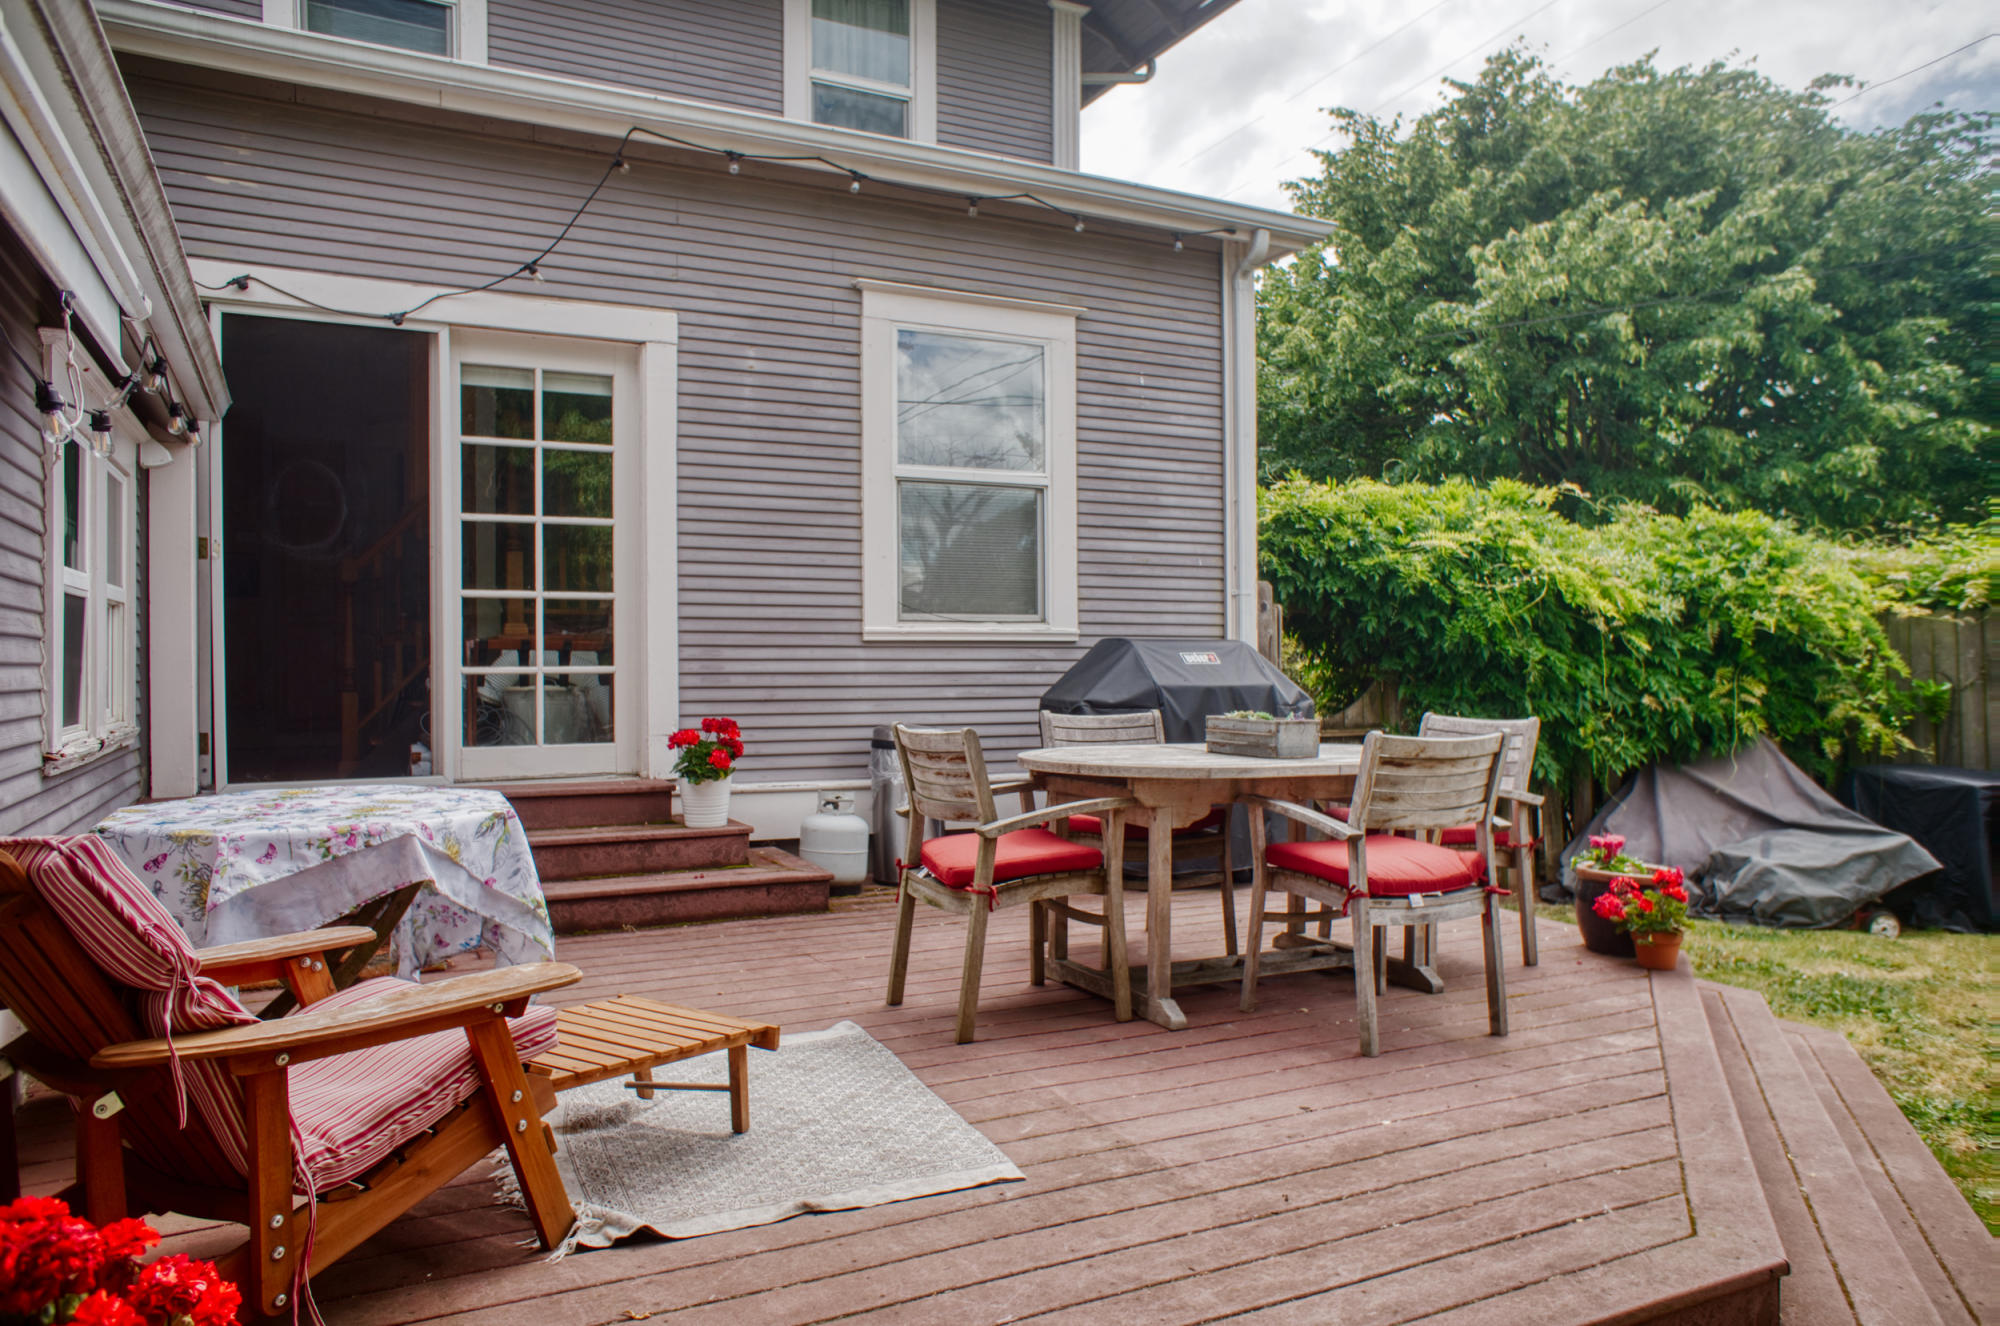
[526,996,780,1134]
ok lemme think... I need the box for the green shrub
[1842,518,1997,615]
[1262,477,1910,785]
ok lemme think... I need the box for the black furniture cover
[1842,765,1997,932]
[1555,737,1941,929]
[1038,637,1314,739]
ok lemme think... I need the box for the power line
[1829,33,1995,109]
[1549,0,1678,70]
[1174,0,1460,170]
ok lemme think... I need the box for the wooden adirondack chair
[0,837,578,1322]
[1239,731,1509,1057]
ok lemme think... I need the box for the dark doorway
[221,314,431,783]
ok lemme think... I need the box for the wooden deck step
[527,819,750,880]
[471,778,677,830]
[1700,982,1958,1326]
[542,845,832,933]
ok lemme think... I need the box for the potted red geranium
[670,716,743,828]
[1569,833,1663,957]
[0,1195,240,1325]
[1591,868,1692,971]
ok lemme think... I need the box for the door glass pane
[461,364,534,439]
[898,481,1041,619]
[812,82,909,136]
[304,0,450,55]
[104,474,124,587]
[62,443,81,571]
[543,525,612,593]
[542,372,613,445]
[541,599,612,666]
[462,521,535,591]
[465,675,536,747]
[542,449,612,518]
[462,595,534,667]
[60,591,86,729]
[812,0,909,83]
[895,331,1045,471]
[462,444,535,514]
[546,675,612,745]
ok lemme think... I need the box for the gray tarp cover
[1556,737,1940,929]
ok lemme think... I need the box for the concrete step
[471,778,678,830]
[543,845,833,933]
[1700,981,1953,1326]
[527,819,750,880]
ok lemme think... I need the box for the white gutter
[98,0,1334,256]
[1221,227,1269,644]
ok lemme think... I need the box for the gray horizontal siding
[938,0,1052,162]
[178,0,262,16]
[488,0,784,114]
[127,67,1225,783]
[0,226,143,835]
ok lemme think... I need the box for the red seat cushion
[1438,823,1540,851]
[1065,808,1226,841]
[1265,834,1486,897]
[919,828,1103,888]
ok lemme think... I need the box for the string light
[526,262,546,283]
[6,300,195,459]
[966,199,979,217]
[725,151,743,175]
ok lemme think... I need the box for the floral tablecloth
[93,785,554,977]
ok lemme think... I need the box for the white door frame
[187,260,680,787]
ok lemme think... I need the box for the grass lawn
[1526,899,1997,1232]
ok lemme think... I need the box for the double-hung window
[267,0,487,61]
[786,0,935,141]
[42,367,138,769]
[859,280,1080,641]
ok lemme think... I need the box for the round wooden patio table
[1018,740,1440,1030]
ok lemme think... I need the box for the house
[3,0,1332,846]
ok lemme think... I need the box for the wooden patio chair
[0,837,579,1322]
[1037,709,1240,953]
[1418,712,1544,966]
[887,725,1138,1044]
[1239,731,1508,1057]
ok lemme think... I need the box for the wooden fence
[1883,611,1995,771]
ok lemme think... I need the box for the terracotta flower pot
[1633,930,1684,971]
[1572,865,1643,957]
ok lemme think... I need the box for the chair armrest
[92,962,582,1073]
[1240,794,1357,840]
[195,926,381,981]
[1502,789,1544,808]
[977,796,1136,838]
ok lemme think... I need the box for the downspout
[1223,228,1269,643]
[1081,59,1156,85]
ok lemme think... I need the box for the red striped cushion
[1065,807,1227,841]
[919,829,1102,888]
[1265,834,1486,897]
[286,978,560,1188]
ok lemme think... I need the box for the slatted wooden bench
[526,995,780,1134]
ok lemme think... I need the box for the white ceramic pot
[680,775,733,828]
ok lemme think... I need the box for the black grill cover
[1841,765,1997,932]
[1039,638,1313,738]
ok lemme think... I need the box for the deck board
[15,889,1786,1324]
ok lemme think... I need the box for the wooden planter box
[1205,714,1319,759]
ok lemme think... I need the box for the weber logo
[1179,651,1222,664]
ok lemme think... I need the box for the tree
[1257,50,1992,532]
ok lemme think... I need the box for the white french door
[452,331,639,779]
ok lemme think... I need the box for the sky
[1079,0,1996,213]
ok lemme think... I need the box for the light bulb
[527,263,546,283]
[850,178,862,193]
[615,157,630,174]
[967,201,979,217]
[1073,220,1085,233]
[1173,235,1185,252]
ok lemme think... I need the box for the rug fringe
[489,1153,606,1261]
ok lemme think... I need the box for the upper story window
[262,0,487,62]
[785,0,934,142]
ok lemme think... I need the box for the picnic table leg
[1141,815,1187,1031]
[258,881,422,1019]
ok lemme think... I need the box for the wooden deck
[15,888,1982,1324]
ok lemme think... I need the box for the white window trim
[261,0,487,64]
[40,331,141,775]
[858,278,1080,643]
[784,0,937,145]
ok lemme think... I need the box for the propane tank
[799,791,871,893]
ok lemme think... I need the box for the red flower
[70,1291,143,1326]
[668,728,701,749]
[723,736,744,757]
[1608,875,1638,897]
[128,1254,239,1324]
[1662,882,1689,903]
[1651,866,1685,888]
[1635,896,1655,912]
[97,1218,159,1261]
[708,749,733,772]
[1591,893,1627,922]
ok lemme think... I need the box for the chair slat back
[1418,712,1540,794]
[1038,709,1165,746]
[1349,731,1506,835]
[893,725,998,826]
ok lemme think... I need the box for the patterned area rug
[510,1020,1023,1250]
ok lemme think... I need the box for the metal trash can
[870,727,907,884]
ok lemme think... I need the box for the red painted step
[469,778,677,830]
[542,845,833,932]
[527,820,749,880]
